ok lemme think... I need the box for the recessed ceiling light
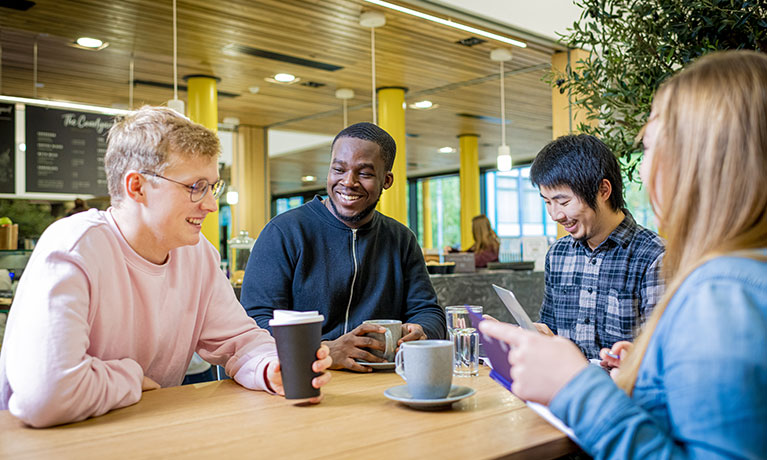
[410,100,433,109]
[301,175,317,183]
[75,37,108,50]
[274,73,296,83]
[438,146,455,153]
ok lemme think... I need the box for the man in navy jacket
[241,123,446,372]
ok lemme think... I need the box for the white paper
[526,401,579,442]
[492,284,538,332]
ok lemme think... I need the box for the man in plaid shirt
[530,135,665,359]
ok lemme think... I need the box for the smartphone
[466,307,514,391]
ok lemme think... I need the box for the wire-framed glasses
[140,170,225,203]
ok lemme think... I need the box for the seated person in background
[241,122,446,372]
[65,198,91,217]
[467,214,500,268]
[529,134,665,359]
[479,50,767,458]
[0,106,331,428]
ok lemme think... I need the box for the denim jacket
[550,251,767,459]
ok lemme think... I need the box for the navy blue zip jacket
[240,196,446,341]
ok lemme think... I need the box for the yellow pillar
[459,134,480,251]
[422,180,433,249]
[376,86,408,225]
[234,126,270,239]
[551,50,595,238]
[185,75,220,249]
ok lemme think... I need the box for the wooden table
[0,368,578,459]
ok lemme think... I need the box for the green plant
[0,200,56,241]
[554,0,767,180]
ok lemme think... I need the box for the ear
[123,170,148,203]
[597,178,613,204]
[382,171,394,190]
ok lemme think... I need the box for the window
[486,166,557,239]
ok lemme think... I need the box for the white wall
[432,0,582,42]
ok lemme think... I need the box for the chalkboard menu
[25,106,114,195]
[0,103,14,194]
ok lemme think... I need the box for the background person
[0,106,331,428]
[241,122,445,372]
[529,134,665,359]
[467,214,500,268]
[480,50,767,459]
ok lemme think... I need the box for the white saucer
[384,384,475,409]
[357,361,395,370]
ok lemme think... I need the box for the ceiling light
[362,0,526,48]
[75,37,107,50]
[497,145,512,171]
[248,86,260,94]
[438,146,455,153]
[409,100,438,110]
[301,175,317,183]
[274,73,296,83]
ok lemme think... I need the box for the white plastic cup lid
[269,310,324,326]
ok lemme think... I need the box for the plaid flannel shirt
[540,211,665,359]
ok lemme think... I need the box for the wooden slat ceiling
[0,0,558,195]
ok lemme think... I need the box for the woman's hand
[478,321,588,405]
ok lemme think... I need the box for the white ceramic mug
[395,340,453,399]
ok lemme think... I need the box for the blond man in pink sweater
[0,106,331,427]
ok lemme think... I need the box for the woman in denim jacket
[480,50,767,459]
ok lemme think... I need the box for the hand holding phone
[466,307,514,391]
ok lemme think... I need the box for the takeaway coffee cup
[363,319,402,362]
[269,310,324,399]
[394,340,453,399]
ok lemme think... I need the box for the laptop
[492,284,538,332]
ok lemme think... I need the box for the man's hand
[324,323,389,372]
[142,376,160,391]
[266,344,333,404]
[533,322,555,336]
[599,340,633,379]
[399,323,427,345]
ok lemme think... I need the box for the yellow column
[459,134,480,251]
[234,126,270,239]
[376,86,407,225]
[551,50,595,238]
[422,180,433,249]
[185,75,221,249]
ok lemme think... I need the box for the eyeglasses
[140,171,225,203]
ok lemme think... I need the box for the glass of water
[445,305,482,376]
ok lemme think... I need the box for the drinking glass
[445,305,482,376]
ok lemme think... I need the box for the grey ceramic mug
[363,319,402,362]
[394,340,453,399]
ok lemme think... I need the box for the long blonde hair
[617,51,767,394]
[471,215,500,253]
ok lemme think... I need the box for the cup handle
[384,328,394,360]
[395,347,406,380]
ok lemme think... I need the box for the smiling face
[325,137,393,228]
[540,180,625,249]
[143,152,219,256]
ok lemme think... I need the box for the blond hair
[104,106,220,205]
[471,215,500,253]
[617,51,767,393]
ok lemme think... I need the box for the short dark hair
[331,122,396,171]
[530,134,624,211]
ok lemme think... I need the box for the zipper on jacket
[343,229,358,334]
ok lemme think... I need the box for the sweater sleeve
[240,221,296,332]
[3,246,143,427]
[196,245,278,392]
[401,234,446,339]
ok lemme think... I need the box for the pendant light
[359,11,385,124]
[167,0,185,114]
[335,88,355,128]
[491,48,512,171]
